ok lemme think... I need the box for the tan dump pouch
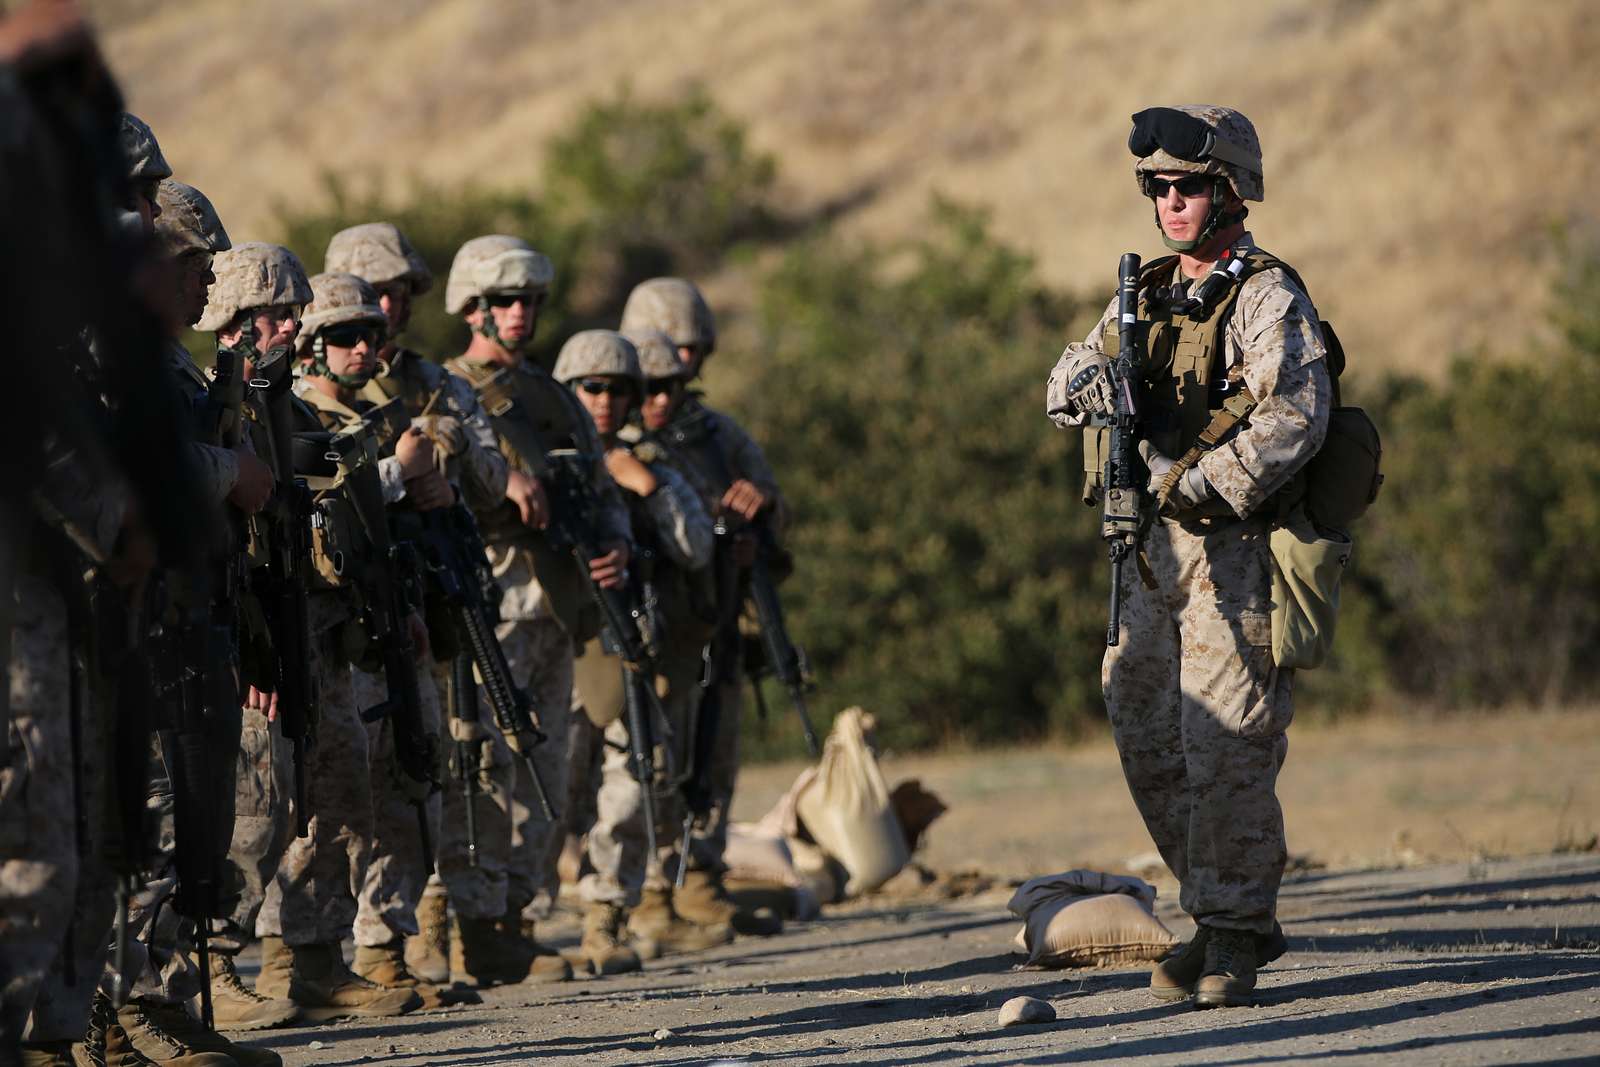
[573,636,626,728]
[1302,406,1383,529]
[1081,425,1109,505]
[1269,519,1352,670]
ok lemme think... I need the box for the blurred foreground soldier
[445,236,631,985]
[324,222,504,1007]
[556,331,726,966]
[193,241,312,1033]
[1045,106,1330,1007]
[621,277,785,938]
[249,272,423,1022]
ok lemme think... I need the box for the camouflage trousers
[2,575,115,1043]
[226,704,294,939]
[257,656,370,946]
[350,664,442,948]
[578,652,702,907]
[497,617,574,918]
[1102,514,1292,936]
[432,656,515,921]
[686,678,741,874]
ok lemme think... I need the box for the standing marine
[1046,105,1331,1007]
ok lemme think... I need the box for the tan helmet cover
[198,243,313,333]
[296,272,387,353]
[154,180,231,257]
[553,330,642,385]
[120,113,171,183]
[325,222,434,294]
[623,328,687,381]
[444,234,554,315]
[1133,104,1264,203]
[619,277,715,354]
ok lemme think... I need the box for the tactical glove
[1062,351,1117,420]
[1139,441,1215,515]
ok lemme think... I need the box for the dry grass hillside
[93,0,1600,376]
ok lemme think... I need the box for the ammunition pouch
[1080,422,1110,506]
[1269,513,1352,670]
[309,496,360,589]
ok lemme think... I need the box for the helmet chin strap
[1154,177,1247,253]
[306,333,377,389]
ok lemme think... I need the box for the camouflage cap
[197,243,313,333]
[296,272,387,353]
[444,234,554,315]
[553,330,641,385]
[153,180,230,257]
[619,277,715,353]
[623,328,687,381]
[1132,105,1263,202]
[120,113,171,182]
[325,222,433,294]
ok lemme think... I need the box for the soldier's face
[1152,171,1216,247]
[323,326,378,380]
[376,283,411,336]
[573,375,632,436]
[677,344,708,379]
[174,251,215,327]
[471,291,541,349]
[641,378,680,431]
[221,305,300,374]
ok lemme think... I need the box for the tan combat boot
[251,937,292,1001]
[676,869,781,937]
[507,911,572,984]
[119,998,281,1067]
[449,916,524,988]
[628,887,733,958]
[91,993,237,1066]
[352,941,479,1009]
[404,890,450,986]
[284,943,421,1022]
[1193,928,1260,1009]
[1148,925,1211,1002]
[207,953,300,1031]
[580,904,642,976]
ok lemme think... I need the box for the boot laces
[1211,929,1251,974]
[215,965,273,1004]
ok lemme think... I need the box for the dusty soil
[232,710,1600,1065]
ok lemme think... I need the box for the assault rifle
[444,653,481,867]
[399,500,558,822]
[1102,253,1146,648]
[322,410,438,869]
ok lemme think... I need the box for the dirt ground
[236,708,1600,1065]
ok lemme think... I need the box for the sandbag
[724,822,837,911]
[794,707,910,896]
[1007,870,1177,968]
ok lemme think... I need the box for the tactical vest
[1089,251,1380,530]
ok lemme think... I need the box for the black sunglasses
[644,378,679,396]
[1141,173,1216,199]
[486,292,536,309]
[576,378,632,398]
[321,322,378,348]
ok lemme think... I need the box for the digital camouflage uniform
[443,238,630,926]
[326,222,513,951]
[552,331,715,909]
[1045,106,1332,942]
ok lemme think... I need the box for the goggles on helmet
[1128,108,1261,174]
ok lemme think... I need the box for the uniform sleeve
[190,442,240,507]
[643,463,714,571]
[1045,294,1117,429]
[34,448,130,563]
[709,409,789,536]
[452,377,511,510]
[1197,271,1333,518]
[378,455,408,505]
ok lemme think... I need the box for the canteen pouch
[1268,517,1352,670]
[1301,406,1383,529]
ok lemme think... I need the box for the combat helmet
[1129,105,1262,251]
[552,330,641,388]
[325,222,433,294]
[120,113,171,183]
[198,243,312,333]
[296,271,387,387]
[623,328,688,382]
[153,180,230,258]
[619,278,715,358]
[445,234,552,351]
